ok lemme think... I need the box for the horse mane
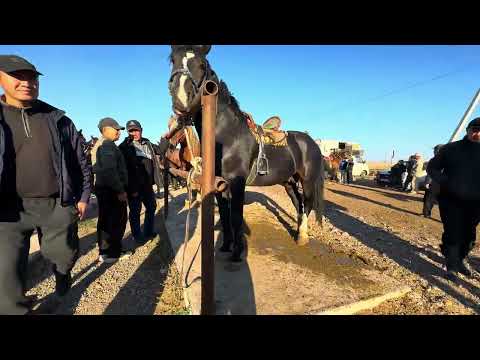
[217,80,246,121]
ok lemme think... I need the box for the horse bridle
[168,54,212,113]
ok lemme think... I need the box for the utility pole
[449,88,480,143]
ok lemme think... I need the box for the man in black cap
[0,55,92,314]
[119,120,169,245]
[91,117,133,263]
[427,118,480,280]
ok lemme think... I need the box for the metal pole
[200,80,218,315]
[449,88,480,143]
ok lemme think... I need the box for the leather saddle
[244,113,288,146]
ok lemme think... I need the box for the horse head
[168,45,214,116]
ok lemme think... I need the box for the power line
[319,61,479,117]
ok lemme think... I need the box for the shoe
[445,269,460,282]
[133,235,147,246]
[119,250,134,260]
[99,254,119,264]
[53,266,72,297]
[459,260,473,278]
[18,295,38,310]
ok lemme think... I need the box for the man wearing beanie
[427,117,480,280]
[0,55,92,314]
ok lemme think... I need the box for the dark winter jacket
[92,137,128,194]
[427,136,480,201]
[0,99,92,206]
[119,136,169,194]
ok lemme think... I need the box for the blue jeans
[128,189,157,242]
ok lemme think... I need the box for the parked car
[375,170,391,187]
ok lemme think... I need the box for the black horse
[168,45,325,262]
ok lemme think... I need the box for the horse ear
[192,45,211,55]
[199,45,211,55]
[171,45,183,53]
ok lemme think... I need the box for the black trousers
[347,170,353,184]
[96,188,128,258]
[0,198,79,315]
[423,189,436,217]
[128,187,157,242]
[438,195,480,265]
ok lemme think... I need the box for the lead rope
[179,156,203,288]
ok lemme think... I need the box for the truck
[315,139,370,178]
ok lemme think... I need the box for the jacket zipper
[21,109,32,138]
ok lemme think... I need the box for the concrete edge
[315,286,411,315]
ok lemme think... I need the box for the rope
[179,156,203,289]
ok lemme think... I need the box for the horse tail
[312,156,325,226]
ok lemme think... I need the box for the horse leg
[284,180,305,243]
[230,178,246,262]
[300,175,325,245]
[216,192,233,252]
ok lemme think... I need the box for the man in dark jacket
[423,144,443,218]
[119,120,169,245]
[427,118,480,280]
[92,117,132,263]
[0,55,92,314]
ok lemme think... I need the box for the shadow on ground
[325,199,480,313]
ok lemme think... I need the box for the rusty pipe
[214,177,228,193]
[203,80,219,96]
[200,80,218,315]
[168,168,227,193]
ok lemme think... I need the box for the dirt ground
[27,197,187,315]
[318,178,480,314]
[26,176,480,315]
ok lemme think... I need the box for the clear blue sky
[1,45,479,161]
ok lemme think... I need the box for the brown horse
[160,116,201,215]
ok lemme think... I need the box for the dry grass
[367,162,391,171]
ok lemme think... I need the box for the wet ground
[246,220,376,291]
[165,185,404,315]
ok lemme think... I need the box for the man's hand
[118,192,128,202]
[77,201,88,220]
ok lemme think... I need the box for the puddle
[245,219,376,289]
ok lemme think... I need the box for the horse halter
[168,54,210,100]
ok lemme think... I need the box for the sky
[1,45,479,161]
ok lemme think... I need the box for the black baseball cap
[0,55,43,76]
[126,120,142,131]
[98,117,125,131]
[467,117,480,130]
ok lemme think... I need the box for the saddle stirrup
[256,127,269,176]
